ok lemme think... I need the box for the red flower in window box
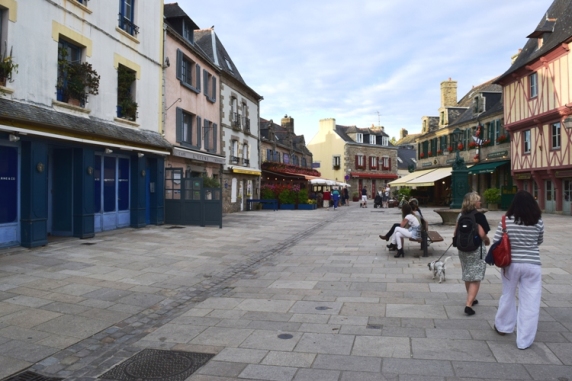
[468,141,477,149]
[482,139,491,147]
[497,134,508,144]
[420,153,425,158]
[437,149,442,155]
[428,151,432,157]
[447,146,453,153]
[457,143,464,150]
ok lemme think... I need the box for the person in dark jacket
[360,187,368,208]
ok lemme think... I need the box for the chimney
[440,78,458,108]
[281,114,294,134]
[511,49,522,65]
[400,128,408,139]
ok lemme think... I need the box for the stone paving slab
[0,207,571,380]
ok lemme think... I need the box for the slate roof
[194,29,245,84]
[164,2,199,30]
[395,133,421,146]
[397,146,417,170]
[0,99,172,150]
[498,0,572,80]
[334,124,391,145]
[449,88,503,127]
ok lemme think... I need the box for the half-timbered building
[495,0,572,214]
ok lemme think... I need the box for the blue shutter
[176,49,182,81]
[211,77,217,102]
[203,69,208,96]
[195,64,201,92]
[203,119,209,150]
[196,116,201,147]
[175,107,182,143]
[213,123,217,153]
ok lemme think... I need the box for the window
[283,153,290,164]
[242,144,249,166]
[382,136,388,146]
[176,50,201,93]
[369,135,376,144]
[551,122,561,149]
[266,149,272,162]
[231,97,240,128]
[292,155,299,166]
[381,156,390,170]
[230,140,239,164]
[523,130,531,153]
[369,156,377,170]
[203,119,217,153]
[440,111,445,125]
[333,156,341,168]
[182,19,193,43]
[203,69,216,103]
[176,108,200,148]
[356,133,363,143]
[301,158,307,167]
[117,64,137,120]
[529,72,538,98]
[118,0,138,36]
[355,155,365,169]
[56,39,82,103]
[274,150,280,163]
[242,103,250,132]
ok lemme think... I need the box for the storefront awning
[173,147,226,164]
[407,167,452,187]
[388,169,436,187]
[231,167,261,175]
[350,173,398,179]
[468,160,510,175]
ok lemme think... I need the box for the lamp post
[450,128,470,209]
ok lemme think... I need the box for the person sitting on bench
[379,200,422,247]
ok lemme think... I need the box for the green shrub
[483,188,501,204]
[298,189,309,204]
[278,189,296,204]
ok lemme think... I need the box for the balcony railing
[118,14,139,36]
[243,158,250,167]
[230,156,240,164]
[232,113,241,129]
[243,117,250,133]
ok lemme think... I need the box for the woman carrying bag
[493,190,544,350]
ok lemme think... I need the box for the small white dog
[428,257,452,283]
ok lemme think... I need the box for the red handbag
[492,215,511,267]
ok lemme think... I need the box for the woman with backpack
[455,192,490,316]
[387,203,420,258]
[493,190,544,350]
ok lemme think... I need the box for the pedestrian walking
[383,184,390,208]
[331,187,340,210]
[360,186,367,208]
[454,192,490,316]
[342,187,350,206]
[494,190,544,350]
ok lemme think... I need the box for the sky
[177,0,554,142]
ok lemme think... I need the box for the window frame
[357,155,365,168]
[523,130,531,154]
[203,69,217,103]
[57,39,83,103]
[203,119,217,153]
[551,122,561,149]
[529,72,538,99]
[369,135,376,145]
[356,133,363,143]
[118,0,138,36]
[381,156,390,170]
[176,49,200,94]
[175,107,200,149]
[333,155,341,168]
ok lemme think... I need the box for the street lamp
[450,127,469,209]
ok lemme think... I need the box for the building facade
[496,0,572,215]
[307,118,397,198]
[0,0,170,248]
[193,26,263,214]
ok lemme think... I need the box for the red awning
[351,173,398,179]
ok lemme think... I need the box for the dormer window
[182,19,193,43]
[356,133,363,143]
[369,135,376,144]
[440,112,445,125]
[382,137,388,146]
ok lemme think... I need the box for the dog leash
[434,243,453,263]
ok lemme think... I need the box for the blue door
[0,145,19,246]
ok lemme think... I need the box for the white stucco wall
[4,0,163,131]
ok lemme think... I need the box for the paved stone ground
[0,204,571,381]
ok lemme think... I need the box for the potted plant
[447,146,453,153]
[117,65,138,120]
[56,47,100,106]
[297,189,314,210]
[437,149,443,155]
[468,141,477,149]
[279,189,296,209]
[0,45,18,86]
[428,151,432,157]
[352,191,359,202]
[420,153,425,158]
[497,134,508,144]
[483,188,501,210]
[482,139,491,147]
[457,143,464,150]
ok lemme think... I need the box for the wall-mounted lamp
[8,134,20,142]
[137,153,145,158]
[164,57,170,67]
[564,116,572,129]
[104,148,113,154]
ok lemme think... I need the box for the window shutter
[196,116,201,147]
[176,49,182,81]
[211,77,217,102]
[175,107,182,143]
[202,119,208,150]
[203,70,208,96]
[195,64,201,92]
[388,158,392,170]
[355,155,358,168]
[213,123,217,152]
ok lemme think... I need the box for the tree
[390,136,397,145]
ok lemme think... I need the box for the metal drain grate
[98,349,214,381]
[165,226,185,229]
[3,371,63,381]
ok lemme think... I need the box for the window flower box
[447,146,453,153]
[420,153,425,158]
[437,149,443,155]
[457,143,464,150]
[497,135,508,144]
[428,151,433,157]
[468,141,477,149]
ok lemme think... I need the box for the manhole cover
[99,349,214,381]
[315,306,332,310]
[277,334,293,339]
[166,226,185,229]
[3,371,63,381]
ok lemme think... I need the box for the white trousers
[494,263,542,349]
[392,227,413,249]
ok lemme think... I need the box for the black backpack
[456,210,479,252]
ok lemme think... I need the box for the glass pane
[213,190,220,200]
[103,156,116,212]
[193,180,201,189]
[0,146,18,223]
[165,189,173,199]
[173,190,181,200]
[165,179,173,190]
[193,191,201,200]
[118,158,129,211]
[94,155,101,213]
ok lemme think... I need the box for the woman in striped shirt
[493,190,544,350]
